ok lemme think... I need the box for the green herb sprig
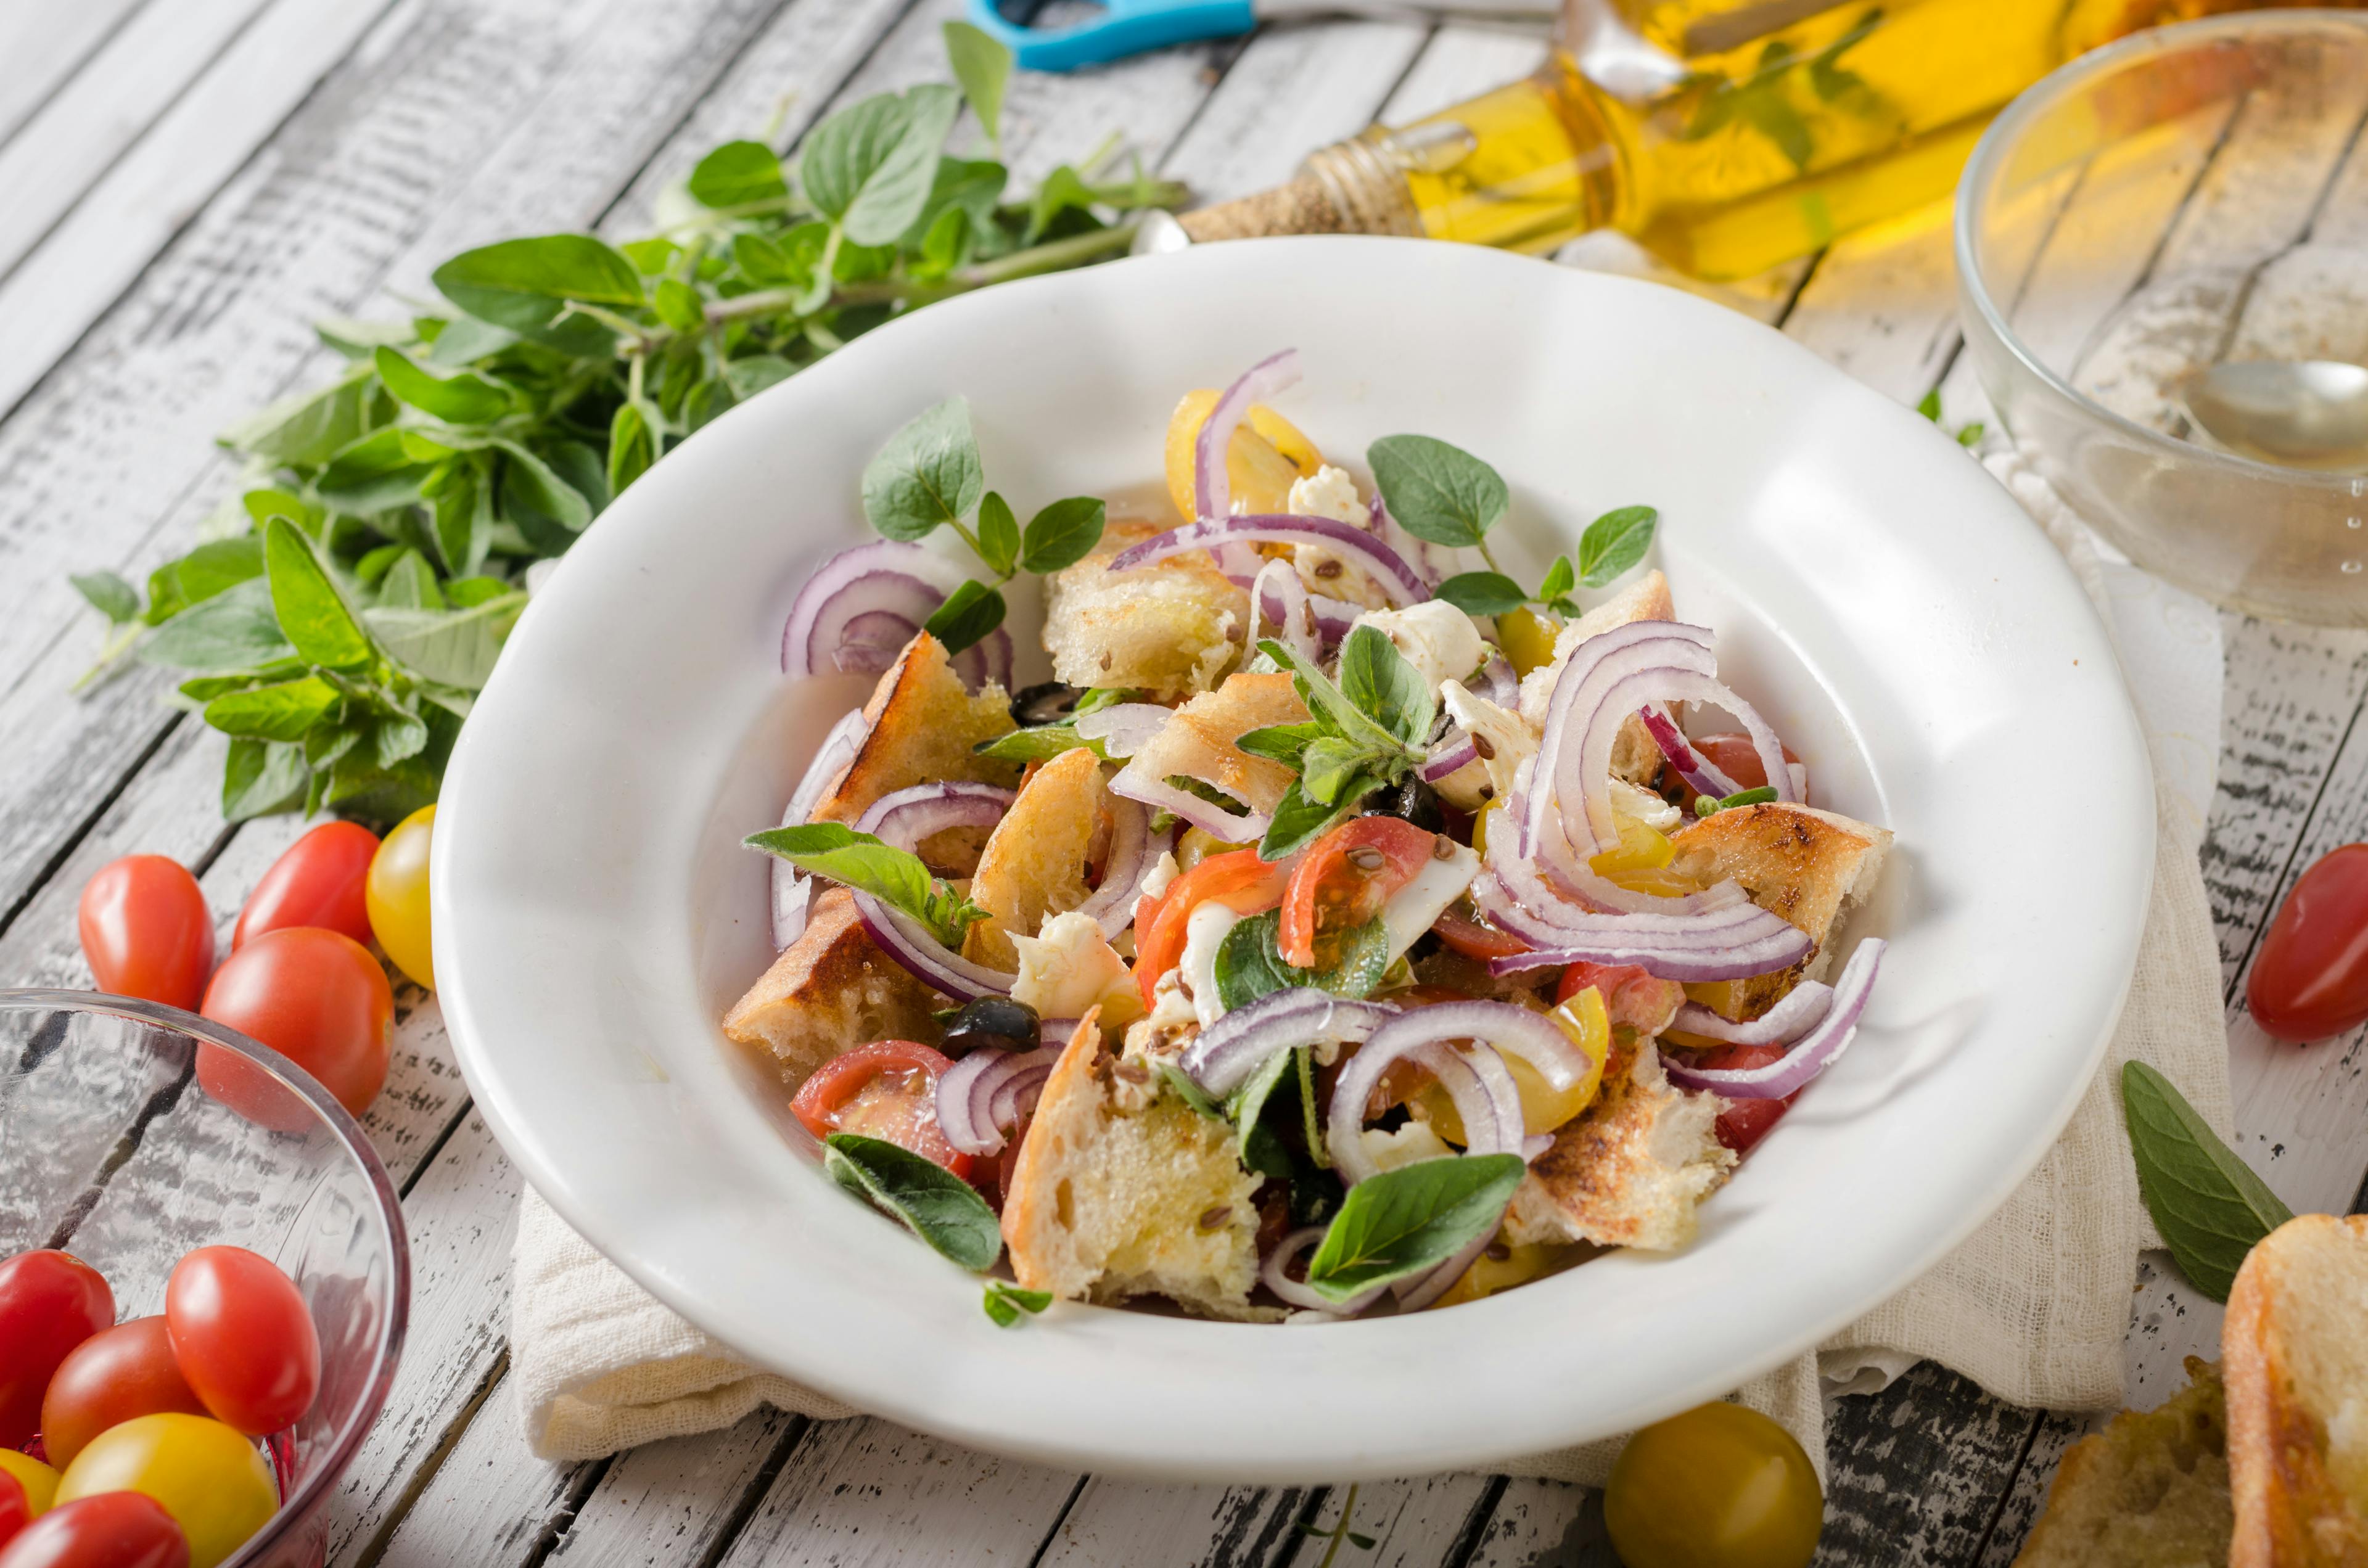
[1432,504,1659,620]
[2122,1061,2292,1302]
[746,822,987,947]
[1303,1153,1527,1303]
[823,1132,1058,1329]
[1238,626,1433,859]
[70,22,1180,826]
[1918,388,1986,448]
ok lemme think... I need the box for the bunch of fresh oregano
[67,23,1182,827]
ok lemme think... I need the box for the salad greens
[823,1132,1003,1271]
[1239,627,1433,858]
[1303,1153,1529,1302]
[70,22,1180,827]
[2122,1061,2292,1303]
[745,823,987,948]
[1213,910,1391,1012]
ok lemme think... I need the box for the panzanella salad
[726,351,1890,1325]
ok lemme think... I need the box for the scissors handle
[964,0,1258,72]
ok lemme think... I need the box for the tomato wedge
[1700,1042,1798,1154]
[1133,849,1295,1008]
[1278,818,1435,969]
[1673,731,1801,811]
[789,1041,971,1178]
[1556,958,1686,1037]
[1431,911,1530,963]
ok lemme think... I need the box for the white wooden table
[4,2,2363,1562]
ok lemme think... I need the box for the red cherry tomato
[790,1041,971,1178]
[39,1318,207,1470]
[1556,959,1688,1036]
[1429,911,1531,963]
[163,1248,319,1437]
[1695,1042,1799,1155]
[198,926,392,1121]
[2248,843,2368,1042]
[0,1471,25,1552]
[232,822,380,951]
[1278,818,1434,968]
[1675,733,1803,811]
[0,1252,114,1450]
[77,857,214,1012]
[0,1492,188,1568]
[1134,850,1296,1008]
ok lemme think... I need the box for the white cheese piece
[1178,900,1244,1028]
[1288,464,1394,610]
[1440,680,1538,808]
[1350,601,1487,694]
[1610,776,1681,832]
[1138,849,1182,903]
[1286,464,1365,526]
[1010,909,1139,1027]
[1378,840,1481,964]
[1358,1119,1456,1174]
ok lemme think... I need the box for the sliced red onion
[1109,515,1429,607]
[936,1044,1059,1157]
[1074,703,1171,760]
[1788,760,1809,800]
[1181,989,1397,1099]
[1666,980,1834,1046]
[852,893,1014,1001]
[1251,558,1322,663]
[1417,1042,1526,1159]
[1662,939,1885,1100]
[1255,568,1363,649]
[1197,350,1300,523]
[1400,1000,1593,1093]
[1040,1017,1079,1042]
[1421,734,1480,783]
[1329,1005,1561,1184]
[1369,491,1446,589]
[1638,705,1740,799]
[1486,929,1811,983]
[1469,844,1811,982]
[1262,1226,1387,1316]
[1073,796,1173,941]
[852,781,1014,849]
[771,710,873,950]
[781,541,969,677]
[949,626,1014,693]
[1393,1223,1500,1312]
[1109,763,1268,844]
[1478,655,1518,708]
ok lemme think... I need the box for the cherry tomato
[39,1317,207,1470]
[1690,1042,1798,1154]
[791,1041,971,1177]
[1279,818,1434,968]
[1134,849,1296,1008]
[1495,607,1561,678]
[233,821,380,951]
[54,1414,270,1568]
[0,1252,115,1449]
[1556,959,1687,1036]
[0,1492,188,1568]
[163,1248,319,1437]
[0,1456,57,1519]
[365,805,435,990]
[1163,390,1320,520]
[0,1471,24,1551]
[76,857,213,1012]
[199,926,392,1121]
[1430,911,1531,963]
[1675,733,1803,813]
[1605,1402,1822,1568]
[2248,842,2368,1041]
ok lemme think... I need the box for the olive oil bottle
[1181,0,2363,279]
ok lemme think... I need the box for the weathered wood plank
[1284,1476,1498,1568]
[1971,1412,2093,1568]
[365,1373,598,1568]
[1159,17,1429,200]
[1810,1363,2039,1567]
[1037,1477,1312,1568]
[1454,1478,1608,1568]
[0,1,157,149]
[543,1411,807,1567]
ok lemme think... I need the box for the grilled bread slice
[1043,520,1248,700]
[1001,1011,1273,1320]
[2015,1357,2232,1567]
[963,746,1108,970]
[722,887,944,1092]
[1116,671,1309,825]
[807,632,1019,871]
[1666,802,1891,1022]
[1518,570,1676,786]
[1505,1039,1734,1252]
[2227,1213,2368,1567]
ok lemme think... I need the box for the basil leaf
[653,278,706,333]
[141,580,293,671]
[982,1280,1050,1326]
[1258,774,1376,861]
[432,235,644,332]
[1337,624,1433,749]
[1432,572,1528,618]
[1367,434,1508,549]
[1071,686,1140,717]
[222,737,308,821]
[1917,389,1943,422]
[1161,1062,1226,1121]
[976,491,1020,578]
[366,594,526,690]
[1576,505,1657,588]
[745,823,982,946]
[264,519,376,670]
[1019,496,1106,575]
[1256,638,1399,757]
[862,396,985,542]
[801,85,961,246]
[1228,1045,1299,1178]
[146,536,264,625]
[1299,737,1374,806]
[923,579,1005,655]
[2122,1061,2292,1302]
[942,21,1011,150]
[71,572,140,625]
[974,724,1102,765]
[373,347,514,424]
[1305,1153,1526,1301]
[374,551,445,610]
[687,139,787,208]
[204,676,341,742]
[607,401,655,498]
[1235,721,1329,770]
[823,1133,1001,1271]
[1214,909,1391,1012]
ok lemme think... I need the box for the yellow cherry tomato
[1163,389,1320,520]
[1175,826,1251,872]
[1413,987,1608,1141]
[1604,1403,1823,1568]
[1495,607,1561,678]
[366,804,435,990]
[56,1412,277,1568]
[0,1450,59,1515]
[1471,801,1500,860]
[1590,816,1674,876]
[1429,1240,1563,1308]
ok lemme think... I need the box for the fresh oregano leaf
[498,441,594,532]
[373,347,514,425]
[2122,1060,2293,1302]
[1367,434,1509,549]
[607,401,656,498]
[1259,774,1379,862]
[221,737,308,821]
[1019,495,1106,574]
[431,235,644,333]
[982,1280,1051,1326]
[746,822,984,946]
[861,396,984,542]
[923,579,1005,655]
[1299,737,1375,807]
[1575,505,1657,588]
[141,580,293,671]
[801,85,961,247]
[263,518,376,670]
[652,277,707,333]
[974,724,1101,765]
[70,572,140,625]
[686,139,787,209]
[1917,388,1943,422]
[1304,1153,1526,1302]
[823,1132,1001,1271]
[975,491,1020,578]
[1536,554,1576,609]
[1228,1045,1301,1179]
[1337,623,1433,749]
[144,536,264,625]
[942,21,1011,150]
[1235,721,1329,770]
[366,594,526,690]
[1431,572,1528,618]
[1214,909,1390,1011]
[203,676,342,742]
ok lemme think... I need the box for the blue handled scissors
[966,0,1559,74]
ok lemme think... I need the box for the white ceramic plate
[436,237,2152,1482]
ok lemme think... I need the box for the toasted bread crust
[1044,521,1248,700]
[2015,1357,2232,1566]
[2227,1213,2368,1567]
[808,633,1019,868]
[722,887,945,1091]
[1120,671,1309,819]
[1668,802,1891,1020]
[1507,1040,1733,1251]
[964,746,1108,969]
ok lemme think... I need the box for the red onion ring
[1666,980,1834,1046]
[852,781,1016,848]
[1662,939,1886,1100]
[936,1044,1058,1157]
[853,893,1015,1001]
[949,626,1015,693]
[1251,559,1325,663]
[1109,515,1430,606]
[1421,734,1481,783]
[1468,836,1811,982]
[1369,491,1446,589]
[1197,350,1300,524]
[1638,705,1740,799]
[1262,1225,1387,1316]
[771,709,873,950]
[1074,703,1171,760]
[1109,764,1268,844]
[781,540,969,677]
[1477,654,1519,708]
[1328,1002,1576,1184]
[840,782,1024,998]
[1073,795,1174,941]
[1393,1223,1500,1312]
[1180,989,1396,1098]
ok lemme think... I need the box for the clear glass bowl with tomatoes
[0,990,407,1568]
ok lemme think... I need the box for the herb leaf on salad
[1304,1153,1527,1302]
[824,1132,1002,1270]
[1213,909,1391,1011]
[1246,630,1432,858]
[982,1280,1051,1326]
[746,823,987,947]
[1367,434,1509,555]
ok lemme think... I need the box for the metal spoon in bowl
[2181,359,2368,473]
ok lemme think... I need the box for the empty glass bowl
[0,990,408,1568]
[1957,12,2368,625]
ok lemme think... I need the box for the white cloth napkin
[509,449,2234,1480]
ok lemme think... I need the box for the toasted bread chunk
[722,887,944,1091]
[2015,1357,2232,1567]
[1518,570,1677,786]
[2227,1213,2368,1567]
[1044,521,1248,700]
[1667,802,1891,1022]
[1506,1040,1734,1252]
[808,633,1019,869]
[964,747,1108,970]
[1118,671,1309,824]
[1001,1012,1273,1320]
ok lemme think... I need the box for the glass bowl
[1957,11,2368,625]
[0,990,408,1568]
